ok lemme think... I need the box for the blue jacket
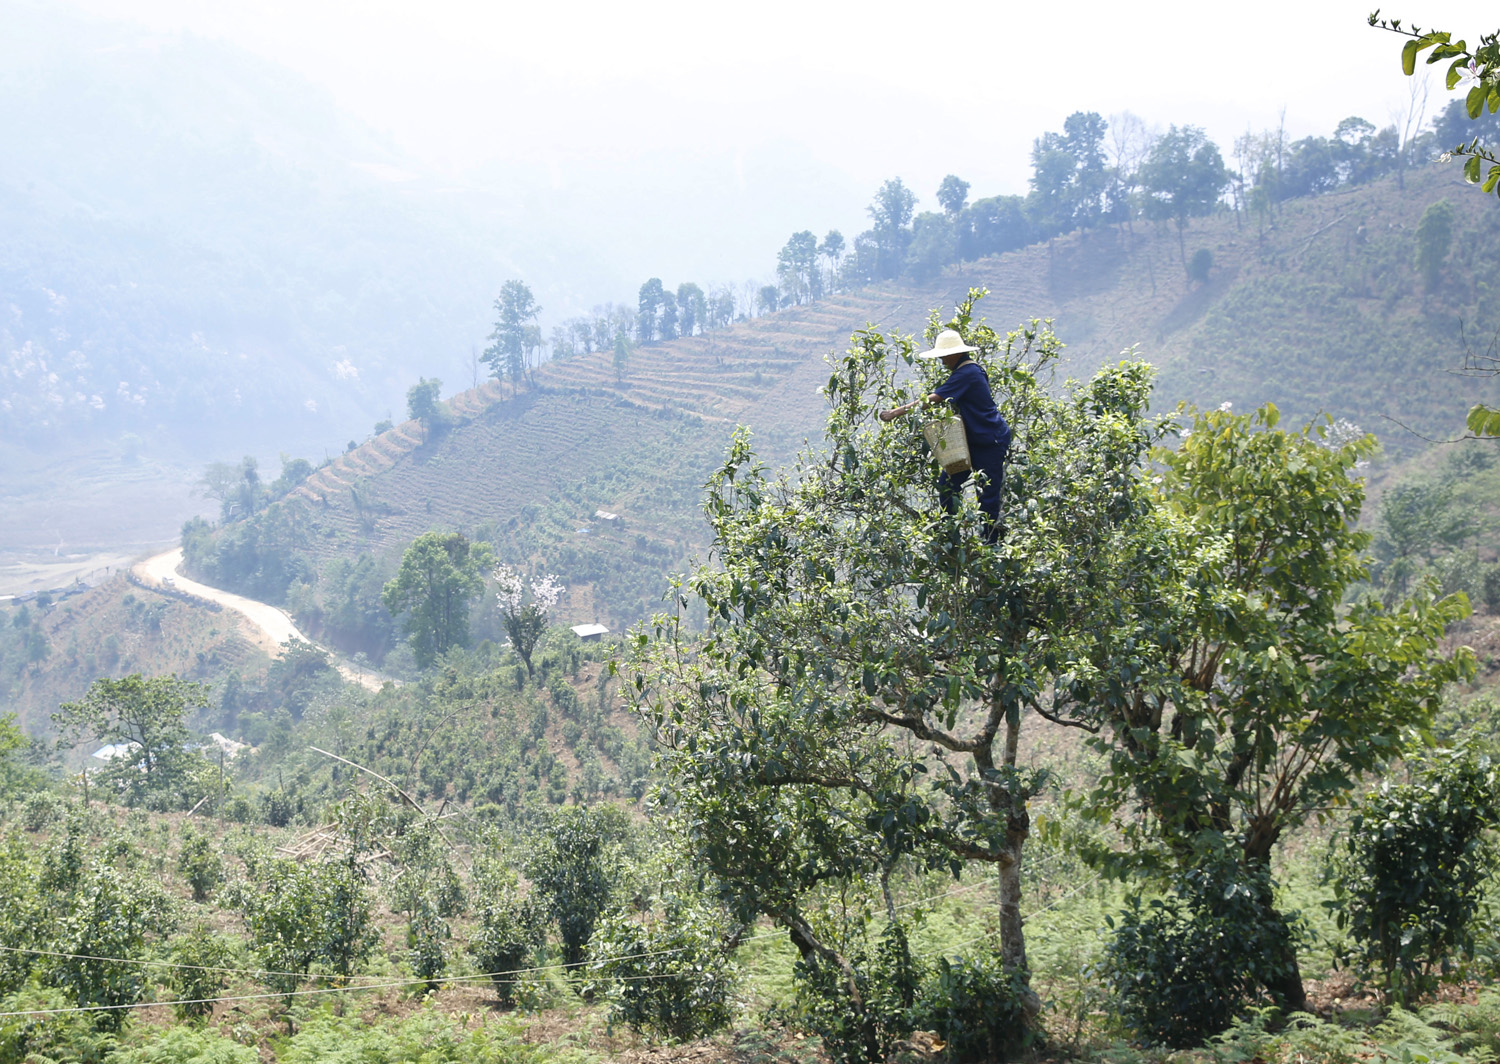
[934,359,1011,451]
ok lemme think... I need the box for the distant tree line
[478,100,1498,371]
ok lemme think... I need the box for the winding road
[133,548,391,692]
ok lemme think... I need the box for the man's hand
[879,395,941,422]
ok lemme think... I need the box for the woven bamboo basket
[922,415,971,474]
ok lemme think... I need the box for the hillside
[0,576,272,741]
[181,165,1495,640]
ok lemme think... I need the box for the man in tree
[879,328,1012,542]
[483,280,540,393]
[381,532,495,667]
[629,291,1181,1048]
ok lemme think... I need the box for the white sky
[55,0,1492,298]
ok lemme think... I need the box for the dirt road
[133,548,391,692]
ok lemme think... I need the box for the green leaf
[1467,404,1500,437]
[1466,154,1483,182]
[1467,84,1487,118]
[1403,39,1420,75]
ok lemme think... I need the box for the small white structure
[570,623,610,641]
[207,732,249,757]
[92,742,141,761]
[593,510,623,526]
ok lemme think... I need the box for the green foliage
[231,855,377,999]
[1416,200,1456,292]
[911,949,1031,1063]
[1484,563,1500,612]
[164,923,237,1022]
[1086,403,1475,1013]
[584,895,737,1042]
[1105,862,1300,1048]
[1332,746,1500,1003]
[260,789,295,828]
[0,981,116,1064]
[314,554,396,661]
[108,1024,259,1063]
[20,791,64,832]
[467,867,545,1007]
[406,377,446,424]
[789,922,925,1064]
[485,281,542,387]
[54,674,213,808]
[1372,14,1500,198]
[1139,125,1229,261]
[628,288,1189,1040]
[50,864,176,1031]
[409,897,449,990]
[525,805,626,967]
[277,1005,567,1064]
[381,532,495,668]
[176,830,224,903]
[0,716,41,801]
[1188,247,1213,284]
[180,504,312,605]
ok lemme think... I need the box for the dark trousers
[938,440,1006,540]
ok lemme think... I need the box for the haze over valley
[2,5,1500,1060]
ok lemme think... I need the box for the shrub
[791,922,925,1064]
[1482,563,1500,614]
[164,924,237,1022]
[222,796,254,824]
[261,789,294,828]
[1102,861,1299,1047]
[50,866,176,1032]
[19,792,63,833]
[232,856,377,1000]
[911,949,1031,1063]
[177,830,224,903]
[584,898,737,1042]
[525,806,626,966]
[1188,247,1213,284]
[410,898,449,990]
[1332,745,1500,1003]
[109,1024,258,1063]
[467,886,544,1007]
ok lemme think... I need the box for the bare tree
[1107,111,1157,235]
[1392,75,1430,191]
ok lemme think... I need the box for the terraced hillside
[206,164,1499,635]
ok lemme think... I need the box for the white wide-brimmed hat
[917,329,979,360]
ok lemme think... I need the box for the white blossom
[532,574,565,609]
[493,565,524,613]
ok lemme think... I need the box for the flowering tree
[495,566,564,677]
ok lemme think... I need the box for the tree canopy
[627,290,1194,1035]
[381,532,495,667]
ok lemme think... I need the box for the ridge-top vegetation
[180,159,1498,665]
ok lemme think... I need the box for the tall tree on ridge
[483,280,541,394]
